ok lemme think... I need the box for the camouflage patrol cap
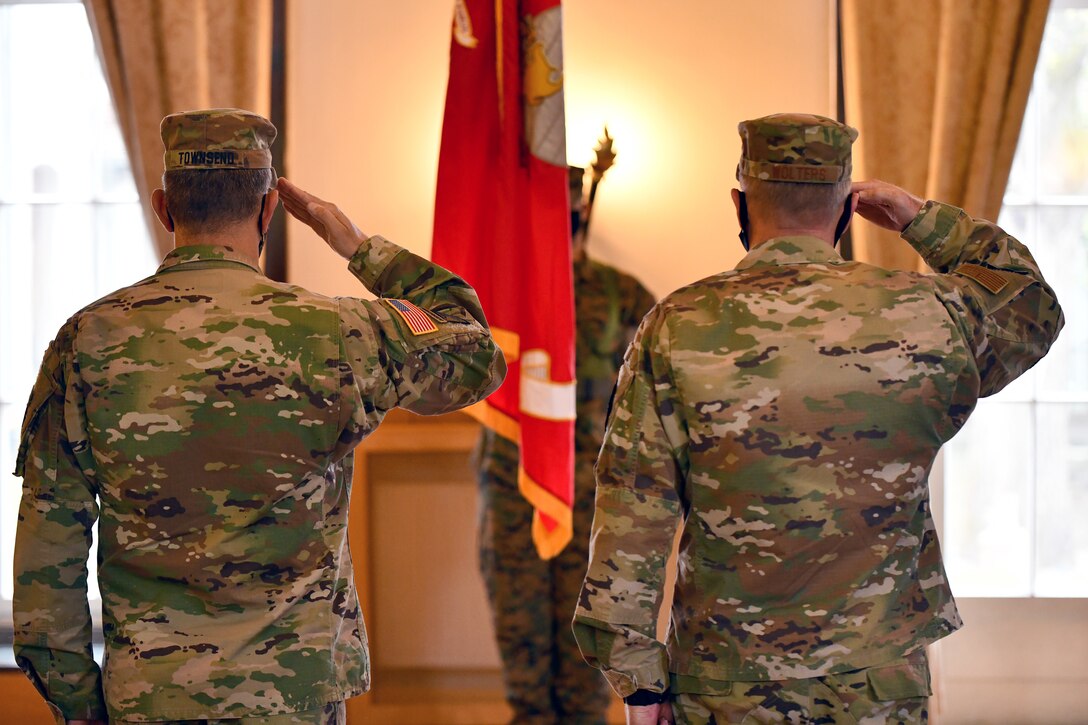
[737,113,858,184]
[160,108,276,171]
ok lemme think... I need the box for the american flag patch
[955,263,1008,294]
[384,298,439,335]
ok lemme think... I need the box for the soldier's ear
[151,188,174,233]
[260,188,279,235]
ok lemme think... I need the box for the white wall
[286,0,834,300]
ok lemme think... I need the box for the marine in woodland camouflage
[13,234,505,722]
[573,199,1063,697]
[477,256,655,723]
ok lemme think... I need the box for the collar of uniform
[734,235,844,270]
[157,245,262,274]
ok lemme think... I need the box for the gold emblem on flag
[521,7,566,167]
[453,0,478,49]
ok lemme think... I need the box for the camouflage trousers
[477,439,612,725]
[118,701,345,725]
[671,652,930,724]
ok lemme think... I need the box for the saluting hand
[277,178,370,260]
[852,179,925,233]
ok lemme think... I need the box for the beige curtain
[83,0,273,257]
[841,0,1050,271]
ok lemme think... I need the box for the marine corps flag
[432,0,575,559]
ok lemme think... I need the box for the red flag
[432,0,574,559]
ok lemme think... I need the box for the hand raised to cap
[277,177,369,260]
[852,179,925,233]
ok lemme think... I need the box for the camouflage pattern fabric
[573,200,1063,698]
[737,113,858,184]
[12,236,506,723]
[477,257,654,724]
[115,700,346,725]
[671,651,929,724]
[161,108,276,170]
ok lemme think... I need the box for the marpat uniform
[477,168,655,725]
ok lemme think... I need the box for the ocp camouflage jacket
[13,235,506,722]
[574,201,1063,696]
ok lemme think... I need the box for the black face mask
[738,192,853,251]
[737,191,750,252]
[833,196,852,244]
[257,194,268,257]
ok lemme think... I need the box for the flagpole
[580,126,616,245]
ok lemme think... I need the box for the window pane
[0,204,100,347]
[1032,206,1088,398]
[943,401,1034,597]
[0,204,36,402]
[0,4,116,202]
[0,2,154,619]
[0,404,25,602]
[96,108,140,200]
[1035,403,1088,597]
[1036,6,1088,197]
[1002,98,1037,203]
[95,203,159,292]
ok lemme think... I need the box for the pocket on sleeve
[14,372,58,478]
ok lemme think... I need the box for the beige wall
[282,5,1088,724]
[284,2,834,717]
[286,0,835,299]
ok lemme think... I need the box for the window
[0,2,157,626]
[943,0,1088,597]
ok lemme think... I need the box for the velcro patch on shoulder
[383,298,439,335]
[954,263,1008,294]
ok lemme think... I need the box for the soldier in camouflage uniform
[573,114,1064,725]
[477,166,655,724]
[12,108,506,725]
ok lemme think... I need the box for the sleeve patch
[383,299,439,335]
[954,263,1009,294]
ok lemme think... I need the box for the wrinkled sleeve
[336,235,506,438]
[12,323,105,724]
[903,200,1064,397]
[573,304,687,698]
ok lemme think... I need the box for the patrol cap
[737,113,858,184]
[160,108,276,171]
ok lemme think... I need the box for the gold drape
[83,0,273,257]
[842,0,1050,271]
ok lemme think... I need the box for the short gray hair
[162,168,276,231]
[740,175,851,228]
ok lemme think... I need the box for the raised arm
[854,179,1064,396]
[277,178,506,427]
